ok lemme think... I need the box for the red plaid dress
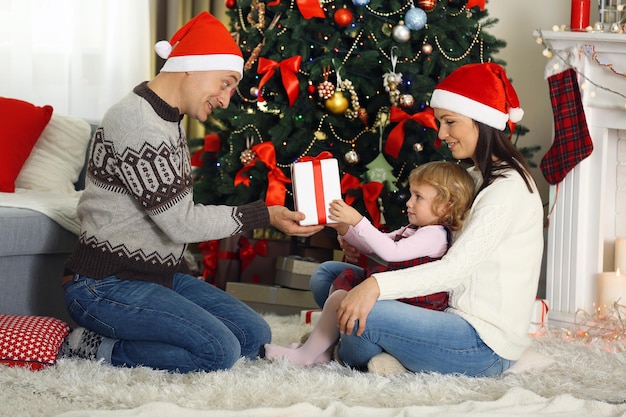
[332,225,452,311]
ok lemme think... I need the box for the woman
[310,62,544,377]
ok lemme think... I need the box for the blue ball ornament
[352,0,370,5]
[404,7,427,31]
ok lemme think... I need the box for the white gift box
[300,309,322,326]
[528,298,549,335]
[291,157,342,226]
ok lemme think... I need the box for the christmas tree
[191,0,510,231]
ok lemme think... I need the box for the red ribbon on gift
[191,134,221,167]
[198,240,220,281]
[340,173,384,228]
[296,151,334,225]
[267,0,325,19]
[305,309,320,324]
[257,56,302,107]
[238,236,268,273]
[234,142,291,206]
[385,106,439,158]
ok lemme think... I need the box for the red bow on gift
[267,0,325,19]
[257,56,302,107]
[198,240,220,282]
[234,142,291,206]
[385,107,439,159]
[296,151,334,224]
[340,173,384,228]
[191,134,221,167]
[238,236,268,272]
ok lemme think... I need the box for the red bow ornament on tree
[191,133,221,167]
[234,141,291,206]
[257,56,302,107]
[266,0,325,19]
[385,106,439,159]
[340,173,384,229]
[467,0,486,10]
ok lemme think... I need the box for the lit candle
[597,269,625,316]
[615,237,626,272]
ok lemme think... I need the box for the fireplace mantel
[536,30,626,326]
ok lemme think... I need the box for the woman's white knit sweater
[373,167,544,360]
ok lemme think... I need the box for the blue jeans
[309,261,362,308]
[309,261,512,377]
[63,273,271,373]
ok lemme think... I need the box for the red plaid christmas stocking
[540,68,593,185]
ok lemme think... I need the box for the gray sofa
[0,123,95,326]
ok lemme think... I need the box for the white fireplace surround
[537,30,626,327]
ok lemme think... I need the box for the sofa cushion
[0,207,77,256]
[15,113,92,193]
[0,314,70,371]
[0,97,53,193]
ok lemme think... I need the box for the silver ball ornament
[344,149,360,164]
[413,143,424,152]
[404,7,427,31]
[352,0,370,5]
[392,22,411,43]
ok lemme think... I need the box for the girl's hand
[337,277,380,336]
[328,199,363,226]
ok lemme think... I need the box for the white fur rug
[1,314,626,417]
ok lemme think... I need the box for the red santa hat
[155,11,243,76]
[430,62,524,131]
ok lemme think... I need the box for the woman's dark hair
[473,121,536,195]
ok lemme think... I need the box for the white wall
[487,0,600,210]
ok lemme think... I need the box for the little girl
[263,161,475,366]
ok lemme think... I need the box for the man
[61,12,322,373]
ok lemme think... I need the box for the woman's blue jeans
[63,273,271,373]
[309,261,512,377]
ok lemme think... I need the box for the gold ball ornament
[325,92,350,115]
[421,43,433,54]
[413,143,424,152]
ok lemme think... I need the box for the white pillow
[15,113,92,193]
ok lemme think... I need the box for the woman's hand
[336,277,380,336]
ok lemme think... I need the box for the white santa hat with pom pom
[155,11,243,76]
[430,62,523,132]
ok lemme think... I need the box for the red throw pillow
[0,97,53,192]
[0,314,70,371]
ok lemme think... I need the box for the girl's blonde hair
[408,161,475,231]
